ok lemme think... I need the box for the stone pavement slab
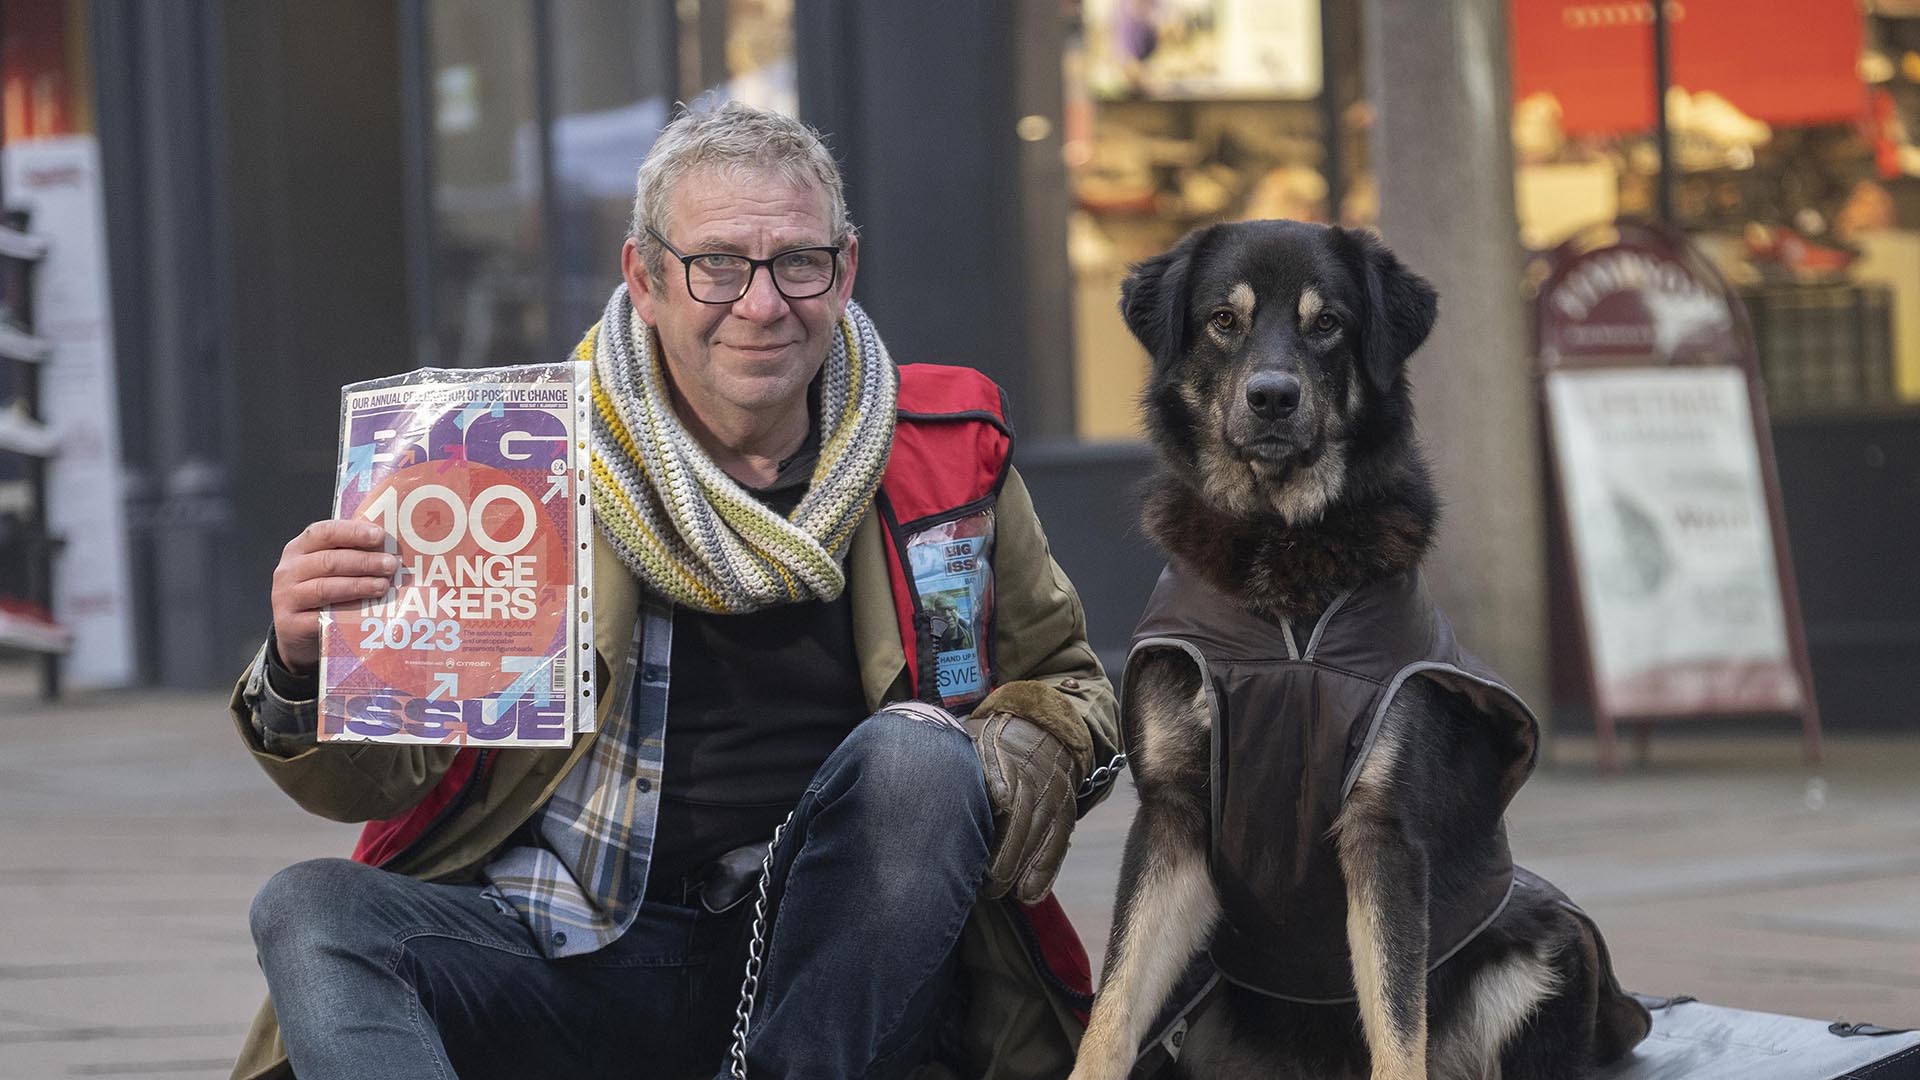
[1,685,356,1078]
[2,679,1915,1078]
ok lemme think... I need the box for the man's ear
[835,233,860,310]
[622,236,659,327]
[1120,225,1212,362]
[1346,228,1438,393]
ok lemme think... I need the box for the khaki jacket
[228,468,1120,1080]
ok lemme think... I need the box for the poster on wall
[1084,0,1322,99]
[1546,367,1803,717]
[319,363,594,747]
[1,135,137,688]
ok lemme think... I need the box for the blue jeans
[250,711,992,1080]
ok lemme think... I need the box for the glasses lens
[687,254,751,302]
[771,249,836,298]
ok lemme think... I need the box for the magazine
[318,363,594,747]
[903,511,996,712]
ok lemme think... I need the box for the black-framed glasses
[645,226,841,305]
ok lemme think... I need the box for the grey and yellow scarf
[584,282,897,613]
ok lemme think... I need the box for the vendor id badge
[904,511,996,711]
[319,363,595,747]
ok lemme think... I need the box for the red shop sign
[1511,0,1865,136]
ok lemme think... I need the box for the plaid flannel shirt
[480,592,672,959]
[481,437,831,958]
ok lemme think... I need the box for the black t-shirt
[643,431,870,901]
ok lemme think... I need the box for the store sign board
[1545,368,1801,717]
[1528,222,1812,749]
[1511,0,1865,135]
[1536,225,1744,366]
[1534,222,1816,738]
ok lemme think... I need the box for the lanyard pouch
[902,509,997,712]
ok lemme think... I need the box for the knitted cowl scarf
[584,282,898,614]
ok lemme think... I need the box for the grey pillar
[93,0,240,687]
[1363,0,1549,719]
[94,0,408,686]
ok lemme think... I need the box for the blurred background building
[0,0,1912,741]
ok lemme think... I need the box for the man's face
[625,167,858,425]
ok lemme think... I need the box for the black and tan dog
[1070,221,1650,1080]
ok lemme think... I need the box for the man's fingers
[287,575,394,613]
[270,521,392,676]
[285,519,389,556]
[991,777,1033,887]
[274,550,397,616]
[1016,788,1075,903]
[295,547,400,582]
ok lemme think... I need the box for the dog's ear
[1347,228,1438,393]
[1120,226,1212,362]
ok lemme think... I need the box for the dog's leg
[1441,945,1561,1080]
[1072,790,1218,1079]
[1336,720,1430,1080]
[1071,650,1217,1080]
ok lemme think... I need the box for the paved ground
[3,674,1916,1077]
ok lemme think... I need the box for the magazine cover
[319,363,594,746]
[903,511,997,712]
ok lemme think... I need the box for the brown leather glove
[969,680,1093,903]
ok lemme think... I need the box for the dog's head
[1123,220,1436,524]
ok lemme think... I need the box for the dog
[1069,221,1651,1080]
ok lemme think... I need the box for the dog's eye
[1313,312,1340,334]
[1209,310,1238,333]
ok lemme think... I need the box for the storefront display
[1510,0,1920,415]
[1064,0,1345,437]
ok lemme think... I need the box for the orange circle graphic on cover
[348,459,568,697]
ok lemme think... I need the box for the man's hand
[970,681,1093,903]
[270,520,398,675]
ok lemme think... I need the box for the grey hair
[630,99,854,284]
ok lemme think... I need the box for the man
[230,101,1119,1080]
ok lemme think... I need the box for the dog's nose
[1246,373,1302,421]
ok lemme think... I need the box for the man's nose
[731,266,790,321]
[1245,372,1302,421]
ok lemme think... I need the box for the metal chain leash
[727,808,795,1080]
[724,742,1126,1077]
[725,706,968,1077]
[1078,751,1129,798]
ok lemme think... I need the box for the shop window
[423,0,795,367]
[1062,0,1347,439]
[548,0,794,339]
[1511,0,1919,416]
[427,0,548,368]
